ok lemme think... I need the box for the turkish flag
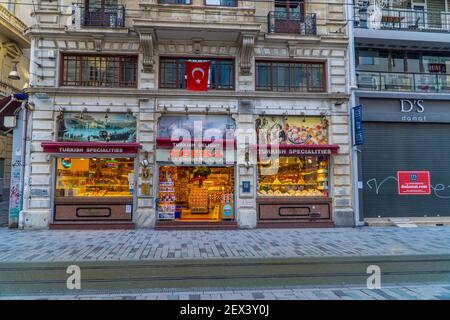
[186,61,210,91]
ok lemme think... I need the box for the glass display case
[257,155,329,197]
[56,158,134,198]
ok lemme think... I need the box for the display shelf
[259,182,318,186]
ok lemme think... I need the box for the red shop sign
[41,141,140,154]
[397,171,431,195]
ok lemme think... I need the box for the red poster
[397,171,431,195]
[186,61,210,91]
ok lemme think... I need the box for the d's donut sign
[397,171,431,195]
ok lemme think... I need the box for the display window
[56,157,135,198]
[158,166,234,221]
[258,155,329,197]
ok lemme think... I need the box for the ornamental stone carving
[240,34,255,76]
[140,32,155,73]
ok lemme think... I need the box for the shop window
[159,57,234,90]
[56,158,134,198]
[258,156,329,197]
[158,166,234,221]
[61,54,138,87]
[255,61,326,92]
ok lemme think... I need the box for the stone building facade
[0,3,30,209]
[22,0,353,229]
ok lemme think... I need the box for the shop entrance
[158,166,235,222]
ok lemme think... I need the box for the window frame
[158,0,192,5]
[60,53,138,88]
[159,56,236,91]
[255,60,327,93]
[204,0,238,7]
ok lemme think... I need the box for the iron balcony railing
[72,5,125,28]
[354,6,450,32]
[268,12,317,35]
[357,71,450,93]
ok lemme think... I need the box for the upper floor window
[7,0,15,14]
[256,61,326,92]
[205,0,237,7]
[61,54,138,88]
[82,0,125,28]
[159,57,234,90]
[275,0,304,19]
[158,0,192,4]
[356,49,450,74]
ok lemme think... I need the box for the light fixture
[8,64,20,81]
[26,102,35,112]
[141,151,150,179]
[334,100,344,107]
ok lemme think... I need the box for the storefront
[255,116,339,227]
[41,112,139,229]
[359,97,450,219]
[155,115,237,229]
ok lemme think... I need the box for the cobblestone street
[1,226,450,262]
[2,284,450,300]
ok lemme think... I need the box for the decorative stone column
[233,101,257,229]
[135,98,157,228]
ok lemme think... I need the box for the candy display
[158,166,234,221]
[258,156,329,197]
[56,158,134,198]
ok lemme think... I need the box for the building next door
[361,122,450,218]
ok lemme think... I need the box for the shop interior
[56,158,135,198]
[158,166,234,221]
[258,155,329,197]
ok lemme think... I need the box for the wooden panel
[257,197,332,222]
[54,197,133,222]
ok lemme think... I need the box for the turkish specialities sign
[41,142,140,154]
[258,147,337,156]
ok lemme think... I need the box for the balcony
[72,5,126,29]
[354,6,450,32]
[268,11,317,35]
[357,71,450,93]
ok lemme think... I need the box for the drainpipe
[346,0,364,227]
[19,102,32,229]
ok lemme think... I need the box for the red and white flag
[186,61,210,91]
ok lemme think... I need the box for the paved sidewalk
[2,284,450,300]
[1,226,450,262]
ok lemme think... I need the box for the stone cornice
[25,87,349,100]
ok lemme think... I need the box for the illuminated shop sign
[256,116,328,145]
[41,142,140,154]
[259,147,337,156]
[57,112,137,143]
